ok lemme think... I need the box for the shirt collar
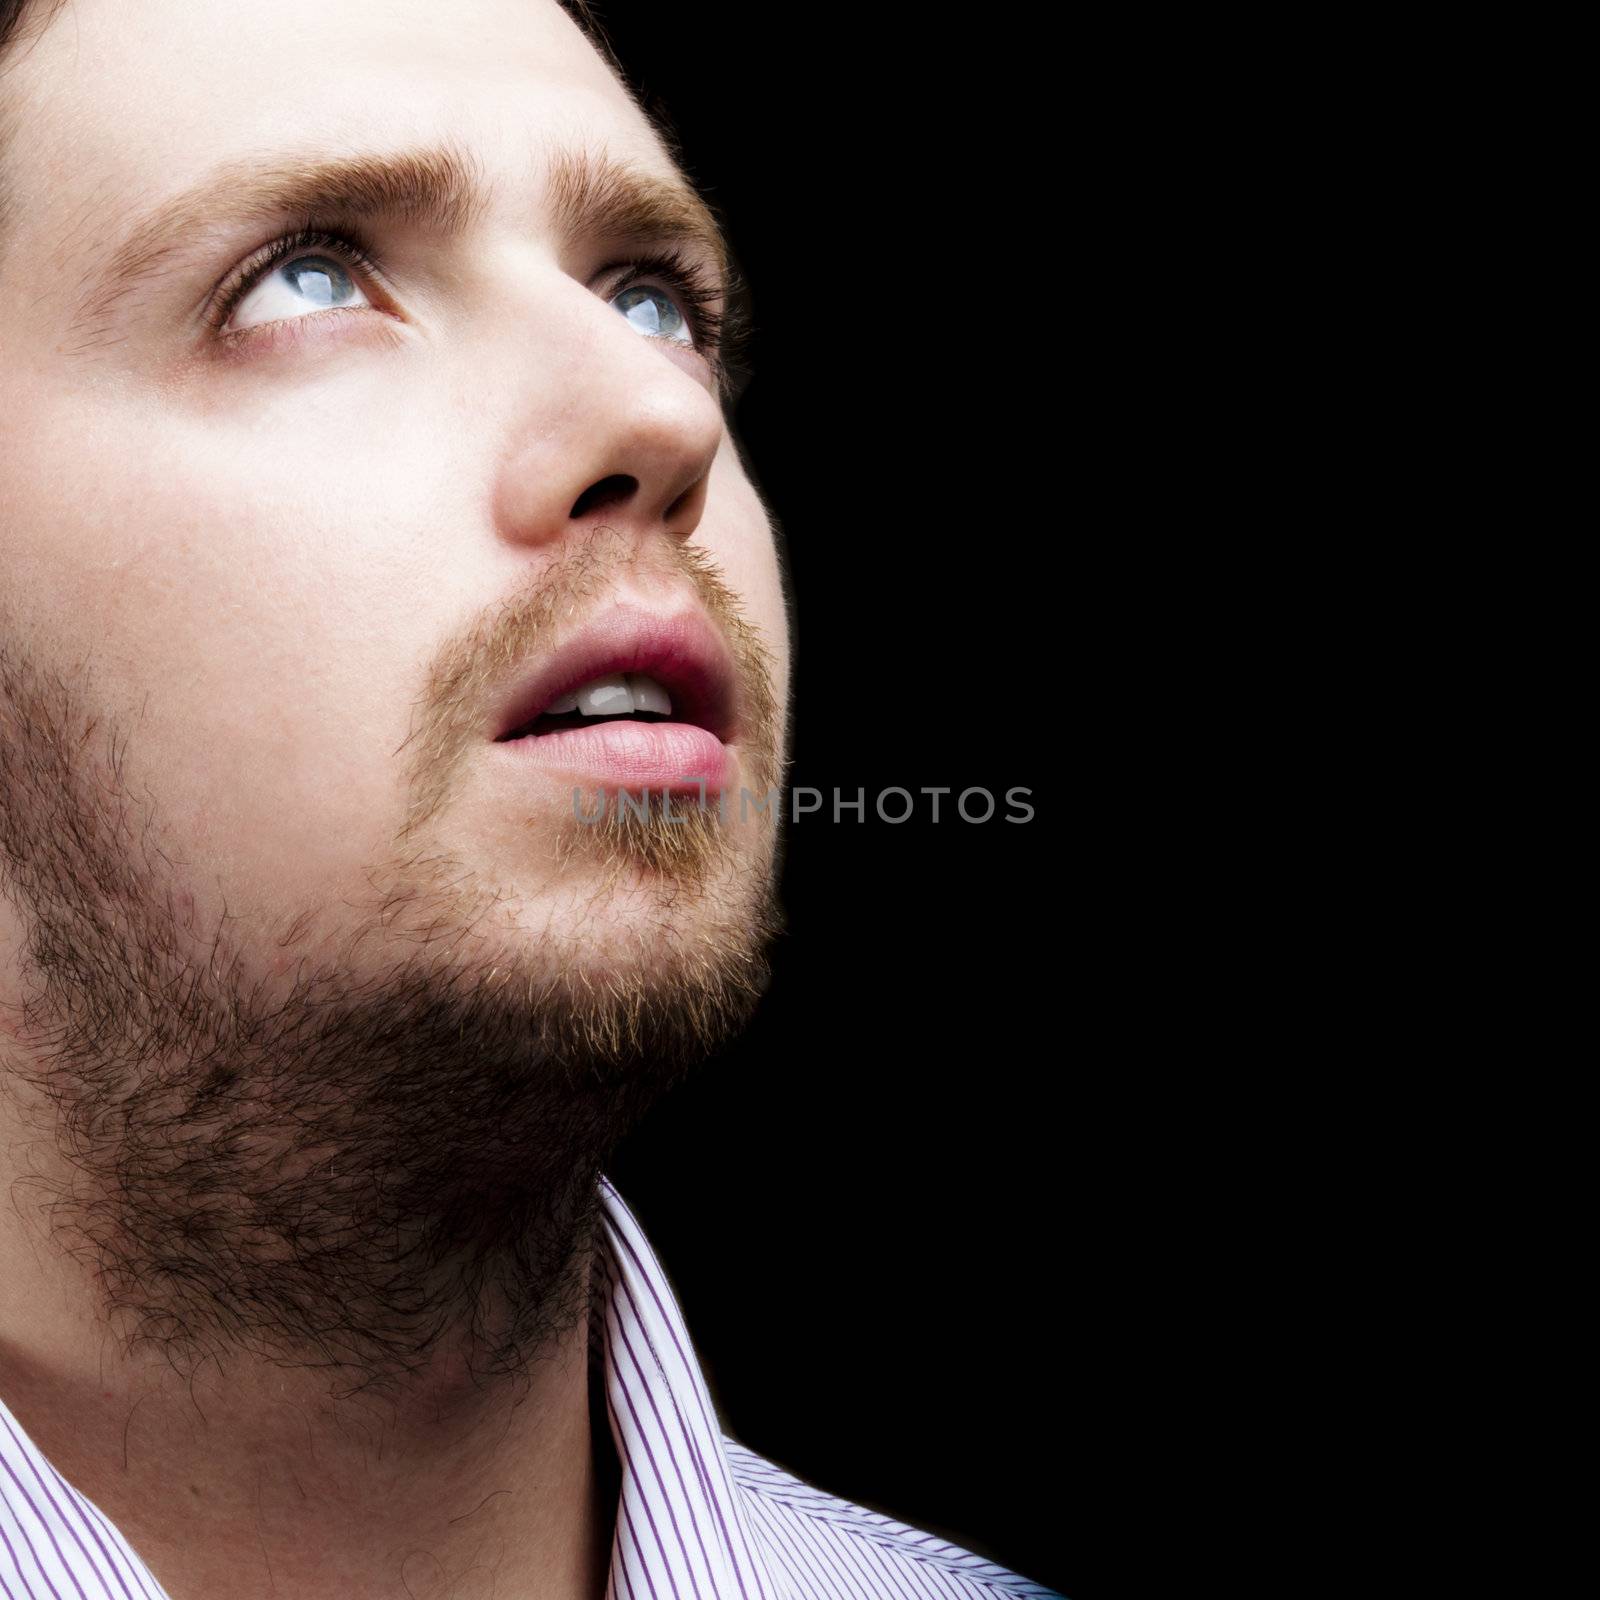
[591,1172,780,1600]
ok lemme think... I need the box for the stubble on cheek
[0,617,785,1397]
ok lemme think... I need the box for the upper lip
[491,600,739,744]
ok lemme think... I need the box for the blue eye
[207,229,740,390]
[612,282,690,345]
[222,251,372,333]
[602,249,729,358]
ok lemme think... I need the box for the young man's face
[0,0,790,1007]
[0,0,791,1387]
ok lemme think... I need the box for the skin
[0,1,792,1597]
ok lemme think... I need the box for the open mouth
[488,605,740,792]
[497,671,685,740]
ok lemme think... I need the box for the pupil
[286,258,349,308]
[617,285,685,341]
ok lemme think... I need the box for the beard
[0,537,786,1406]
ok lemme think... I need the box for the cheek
[0,386,456,919]
[704,437,791,692]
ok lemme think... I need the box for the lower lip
[493,720,733,793]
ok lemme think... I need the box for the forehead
[3,0,674,272]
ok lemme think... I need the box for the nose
[490,281,725,555]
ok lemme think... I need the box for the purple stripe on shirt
[617,1493,665,1600]
[0,1433,75,1600]
[607,1270,723,1589]
[602,1198,773,1600]
[743,1486,855,1600]
[61,1501,162,1600]
[603,1379,690,1600]
[34,1471,135,1600]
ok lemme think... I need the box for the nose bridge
[489,271,725,552]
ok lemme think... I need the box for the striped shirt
[1,1173,1062,1599]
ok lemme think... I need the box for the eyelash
[204,223,746,387]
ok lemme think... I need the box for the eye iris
[615,284,687,343]
[283,257,352,308]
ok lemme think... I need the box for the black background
[598,7,1094,1596]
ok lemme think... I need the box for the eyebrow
[67,138,732,347]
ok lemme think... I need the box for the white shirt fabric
[1,1173,1061,1598]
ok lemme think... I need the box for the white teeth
[546,671,673,719]
[627,673,672,715]
[574,674,633,717]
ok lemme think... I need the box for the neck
[0,1181,616,1600]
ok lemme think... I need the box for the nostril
[665,472,708,525]
[570,474,637,519]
